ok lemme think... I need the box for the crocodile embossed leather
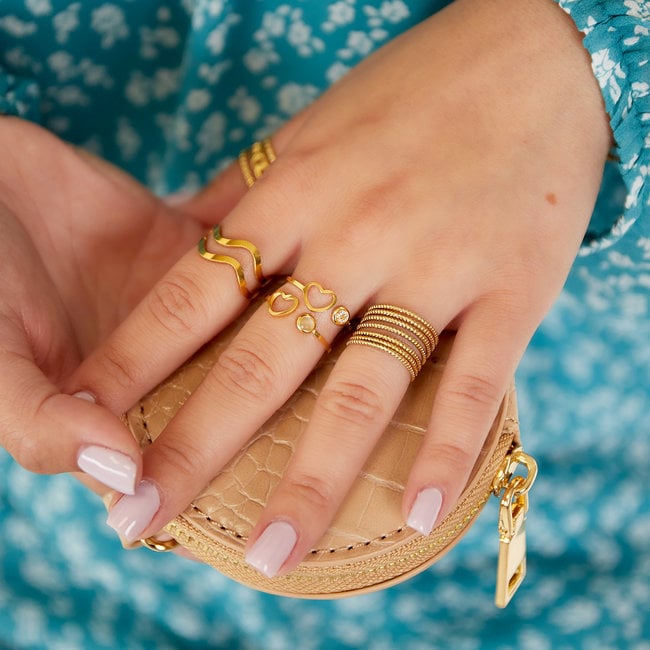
[123,285,522,600]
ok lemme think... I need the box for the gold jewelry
[198,226,265,299]
[140,535,179,552]
[295,313,331,352]
[212,225,265,283]
[345,335,420,380]
[355,321,427,362]
[286,277,337,313]
[267,289,300,316]
[266,277,350,351]
[364,305,439,352]
[285,277,350,326]
[198,239,251,299]
[239,138,277,188]
[347,304,439,381]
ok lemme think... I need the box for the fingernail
[245,521,298,578]
[77,445,137,495]
[106,480,161,542]
[407,487,443,536]
[73,391,96,403]
[163,191,195,206]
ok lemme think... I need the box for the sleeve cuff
[553,0,650,254]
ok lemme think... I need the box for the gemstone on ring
[331,306,351,326]
[296,313,317,333]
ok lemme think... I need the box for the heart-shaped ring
[287,278,338,313]
[267,290,299,317]
[303,281,337,313]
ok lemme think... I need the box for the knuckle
[1,391,54,474]
[214,343,278,400]
[95,340,141,391]
[147,274,205,336]
[318,381,383,428]
[283,472,335,513]
[5,431,47,474]
[424,441,476,477]
[440,372,503,412]
[153,439,203,481]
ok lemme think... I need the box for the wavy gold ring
[198,225,266,299]
[198,236,252,298]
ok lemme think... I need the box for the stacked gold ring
[347,305,439,381]
[239,138,277,188]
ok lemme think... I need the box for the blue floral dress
[1,1,648,648]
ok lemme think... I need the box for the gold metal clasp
[493,447,537,608]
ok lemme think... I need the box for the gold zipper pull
[493,448,537,608]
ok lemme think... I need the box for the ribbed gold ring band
[347,304,439,381]
[239,138,277,188]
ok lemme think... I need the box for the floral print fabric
[0,1,649,649]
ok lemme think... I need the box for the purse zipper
[492,446,538,608]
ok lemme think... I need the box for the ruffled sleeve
[0,70,41,122]
[553,0,650,253]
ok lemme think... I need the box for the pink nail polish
[163,191,195,206]
[77,445,137,495]
[73,391,96,403]
[407,487,443,536]
[245,521,298,578]
[106,480,161,542]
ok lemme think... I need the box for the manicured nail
[106,480,161,542]
[77,445,137,495]
[73,391,96,403]
[407,487,443,536]
[163,191,195,206]
[245,521,298,578]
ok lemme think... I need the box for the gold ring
[286,277,351,326]
[347,304,439,381]
[295,312,332,352]
[140,535,179,552]
[345,335,419,380]
[212,225,265,283]
[266,276,351,351]
[365,304,440,355]
[239,138,277,188]
[198,226,265,298]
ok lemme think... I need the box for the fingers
[0,343,142,494]
[242,296,532,578]
[68,245,257,414]
[244,342,413,577]
[403,301,532,535]
[104,271,365,543]
[68,119,311,415]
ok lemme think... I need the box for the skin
[1,0,611,573]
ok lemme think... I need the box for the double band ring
[198,225,266,299]
[347,305,439,381]
[266,277,350,351]
[239,138,277,188]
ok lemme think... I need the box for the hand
[70,0,610,574]
[0,118,209,497]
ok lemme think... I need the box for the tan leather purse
[123,289,536,606]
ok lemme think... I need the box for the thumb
[0,348,142,495]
